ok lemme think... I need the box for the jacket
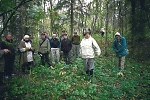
[61,38,72,53]
[1,39,15,57]
[50,38,60,48]
[71,35,80,45]
[38,38,50,54]
[80,36,101,58]
[19,41,34,65]
[112,36,127,57]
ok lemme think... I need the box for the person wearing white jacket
[80,31,101,76]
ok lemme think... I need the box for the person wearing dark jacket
[61,33,72,64]
[1,33,15,78]
[0,48,9,85]
[50,34,60,64]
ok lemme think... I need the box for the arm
[19,42,27,52]
[118,37,126,52]
[47,39,50,52]
[92,39,101,56]
[112,40,119,52]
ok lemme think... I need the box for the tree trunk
[70,0,74,37]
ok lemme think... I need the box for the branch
[0,0,32,16]
[0,0,32,35]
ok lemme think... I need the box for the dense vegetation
[1,34,149,99]
[4,51,150,99]
[0,0,149,99]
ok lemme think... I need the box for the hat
[52,34,56,36]
[83,30,91,36]
[115,32,121,36]
[63,33,67,36]
[62,30,65,33]
[74,31,77,34]
[41,32,45,35]
[24,35,29,39]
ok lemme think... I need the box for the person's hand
[3,49,10,53]
[25,47,29,51]
[61,51,63,53]
[97,53,100,57]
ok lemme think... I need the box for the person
[59,30,66,60]
[80,31,101,76]
[61,33,72,64]
[43,32,51,41]
[1,33,16,78]
[0,49,9,85]
[38,33,53,68]
[19,35,35,74]
[71,31,80,58]
[60,30,66,42]
[112,32,127,70]
[50,34,60,64]
[100,28,105,37]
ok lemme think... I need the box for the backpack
[52,38,60,48]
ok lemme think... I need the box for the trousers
[51,48,60,64]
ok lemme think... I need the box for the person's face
[62,32,65,35]
[115,35,121,41]
[64,35,67,39]
[6,34,12,40]
[85,33,90,39]
[24,38,29,41]
[74,33,77,36]
[53,36,56,39]
[41,34,46,39]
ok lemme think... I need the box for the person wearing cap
[71,31,80,59]
[60,30,66,42]
[50,34,60,64]
[100,28,105,37]
[19,35,35,74]
[38,33,53,68]
[1,33,16,78]
[59,30,66,60]
[112,32,127,70]
[80,31,101,76]
[61,33,72,64]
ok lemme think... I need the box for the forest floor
[0,53,149,100]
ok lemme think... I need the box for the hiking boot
[49,66,54,69]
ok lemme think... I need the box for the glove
[25,47,29,51]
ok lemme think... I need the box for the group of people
[0,30,127,85]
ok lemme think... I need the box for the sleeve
[79,40,83,56]
[112,40,119,52]
[47,40,50,51]
[92,38,101,55]
[61,41,63,51]
[70,40,72,49]
[19,42,26,52]
[38,40,40,52]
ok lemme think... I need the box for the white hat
[52,34,56,36]
[115,32,121,36]
[24,35,29,39]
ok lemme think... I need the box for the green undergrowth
[4,55,150,100]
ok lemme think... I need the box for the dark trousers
[4,55,15,76]
[63,52,71,64]
[40,53,51,66]
[22,62,33,73]
[0,72,4,85]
